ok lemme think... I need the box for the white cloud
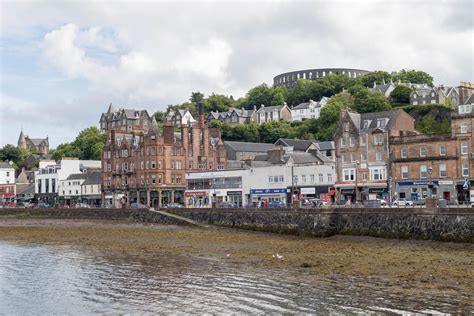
[1,0,473,147]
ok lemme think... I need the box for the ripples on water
[0,242,469,314]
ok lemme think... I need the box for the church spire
[107,103,114,113]
[17,130,26,149]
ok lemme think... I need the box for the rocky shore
[0,217,473,308]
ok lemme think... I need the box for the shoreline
[1,218,473,287]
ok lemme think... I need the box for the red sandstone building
[101,105,226,208]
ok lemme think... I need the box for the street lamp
[427,166,433,198]
[355,160,360,204]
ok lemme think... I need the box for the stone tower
[17,130,27,150]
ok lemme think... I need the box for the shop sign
[300,187,316,195]
[185,191,207,197]
[438,180,454,185]
[397,180,439,186]
[369,188,386,193]
[227,191,242,196]
[341,189,355,194]
[250,188,287,194]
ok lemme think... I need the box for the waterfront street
[0,218,472,313]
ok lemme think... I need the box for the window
[327,173,333,182]
[439,145,446,156]
[420,165,427,178]
[462,162,469,177]
[318,174,324,183]
[171,161,175,169]
[461,122,468,133]
[377,119,386,128]
[461,142,468,155]
[6,171,9,177]
[360,135,366,146]
[351,154,356,163]
[374,134,383,145]
[344,122,350,131]
[158,160,162,169]
[343,169,355,181]
[376,152,382,161]
[151,161,156,169]
[370,167,386,180]
[349,137,355,147]
[340,138,347,147]
[401,147,407,158]
[420,146,426,157]
[439,164,447,178]
[302,175,306,184]
[361,153,367,162]
[310,174,315,183]
[146,161,149,169]
[401,166,409,179]
[363,120,369,129]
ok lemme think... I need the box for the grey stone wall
[1,207,472,242]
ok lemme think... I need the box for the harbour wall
[1,207,473,242]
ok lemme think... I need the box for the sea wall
[1,207,473,242]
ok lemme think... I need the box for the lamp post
[212,178,216,208]
[427,166,433,198]
[355,160,360,204]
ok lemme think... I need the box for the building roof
[82,171,102,185]
[275,138,314,151]
[224,141,275,152]
[315,141,335,151]
[0,162,13,169]
[28,138,48,146]
[463,94,474,105]
[17,183,35,195]
[257,104,286,113]
[66,173,89,180]
[292,99,325,110]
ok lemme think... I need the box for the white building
[81,170,102,207]
[166,109,195,127]
[0,162,16,207]
[291,97,328,121]
[35,159,101,206]
[185,147,335,207]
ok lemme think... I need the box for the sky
[1,0,473,148]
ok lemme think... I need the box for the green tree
[258,121,290,143]
[52,143,81,161]
[389,85,412,104]
[189,91,204,104]
[72,127,105,160]
[242,84,288,109]
[152,111,166,123]
[0,144,22,164]
[355,71,392,88]
[392,69,434,86]
[205,93,236,112]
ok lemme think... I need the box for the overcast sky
[1,0,473,148]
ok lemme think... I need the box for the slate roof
[29,138,48,146]
[0,162,13,168]
[315,141,335,151]
[293,98,327,110]
[66,173,89,180]
[373,83,394,95]
[257,104,285,112]
[82,171,102,185]
[224,141,275,152]
[275,138,314,151]
[17,183,35,195]
[464,94,474,104]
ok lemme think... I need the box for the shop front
[250,188,288,207]
[36,193,57,207]
[394,180,456,203]
[226,190,243,207]
[185,191,208,208]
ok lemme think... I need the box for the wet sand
[0,217,473,308]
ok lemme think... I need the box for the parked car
[376,199,387,206]
[268,201,286,208]
[17,202,34,208]
[165,203,185,208]
[131,203,148,209]
[75,203,90,208]
[37,202,51,208]
[392,198,414,206]
[218,201,235,208]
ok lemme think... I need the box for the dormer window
[344,122,350,131]
[363,120,369,129]
[413,93,417,98]
[377,119,386,128]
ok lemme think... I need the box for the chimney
[253,105,257,111]
[267,146,284,164]
[198,101,204,127]
[163,121,174,144]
